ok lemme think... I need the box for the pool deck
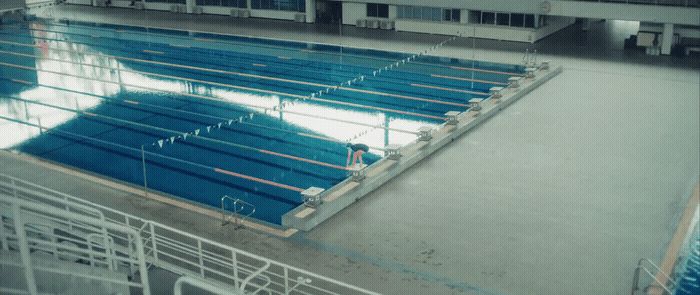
[283,65,563,231]
[1,4,699,295]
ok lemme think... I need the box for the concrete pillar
[186,0,195,13]
[305,0,315,23]
[460,9,469,24]
[661,23,674,55]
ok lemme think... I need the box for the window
[482,12,495,25]
[443,9,460,22]
[496,13,510,26]
[367,3,388,18]
[524,14,535,28]
[510,13,524,27]
[397,6,460,22]
[468,10,538,28]
[469,10,481,24]
[146,0,186,3]
[251,0,304,11]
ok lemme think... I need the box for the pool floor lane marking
[411,83,489,96]
[5,96,353,172]
[0,42,466,108]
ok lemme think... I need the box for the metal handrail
[174,275,243,295]
[0,195,151,295]
[221,195,256,229]
[0,173,381,295]
[631,258,677,295]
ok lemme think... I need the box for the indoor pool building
[0,1,698,294]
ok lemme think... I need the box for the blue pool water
[0,19,525,225]
[676,233,700,295]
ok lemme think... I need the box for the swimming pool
[0,19,525,225]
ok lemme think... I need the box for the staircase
[0,174,381,295]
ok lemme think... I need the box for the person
[346,143,369,169]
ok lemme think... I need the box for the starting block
[302,187,324,207]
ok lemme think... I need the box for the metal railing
[0,196,151,295]
[630,258,677,295]
[221,195,256,229]
[0,173,381,295]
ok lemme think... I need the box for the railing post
[198,240,205,277]
[13,204,39,295]
[232,251,240,289]
[149,222,158,263]
[141,145,148,198]
[11,178,17,198]
[0,210,7,251]
[631,265,641,295]
[284,267,290,295]
[134,229,152,295]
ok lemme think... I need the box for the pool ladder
[221,196,256,229]
[630,258,676,295]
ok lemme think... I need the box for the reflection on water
[1,24,436,153]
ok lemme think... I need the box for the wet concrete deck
[1,4,699,294]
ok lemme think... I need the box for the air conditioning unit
[294,13,306,23]
[367,19,379,29]
[134,2,144,10]
[95,0,107,7]
[230,9,240,17]
[193,6,203,14]
[356,19,367,28]
[239,10,250,18]
[379,20,394,30]
[170,5,179,13]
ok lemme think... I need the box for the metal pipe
[174,275,242,295]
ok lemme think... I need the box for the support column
[460,9,469,24]
[186,0,195,13]
[305,0,315,23]
[661,23,674,55]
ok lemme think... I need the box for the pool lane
[0,24,507,96]
[0,37,472,119]
[13,20,524,79]
[0,21,525,225]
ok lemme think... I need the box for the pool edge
[0,149,299,238]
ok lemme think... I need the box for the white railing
[221,195,256,228]
[0,196,151,295]
[0,174,381,295]
[630,258,676,295]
